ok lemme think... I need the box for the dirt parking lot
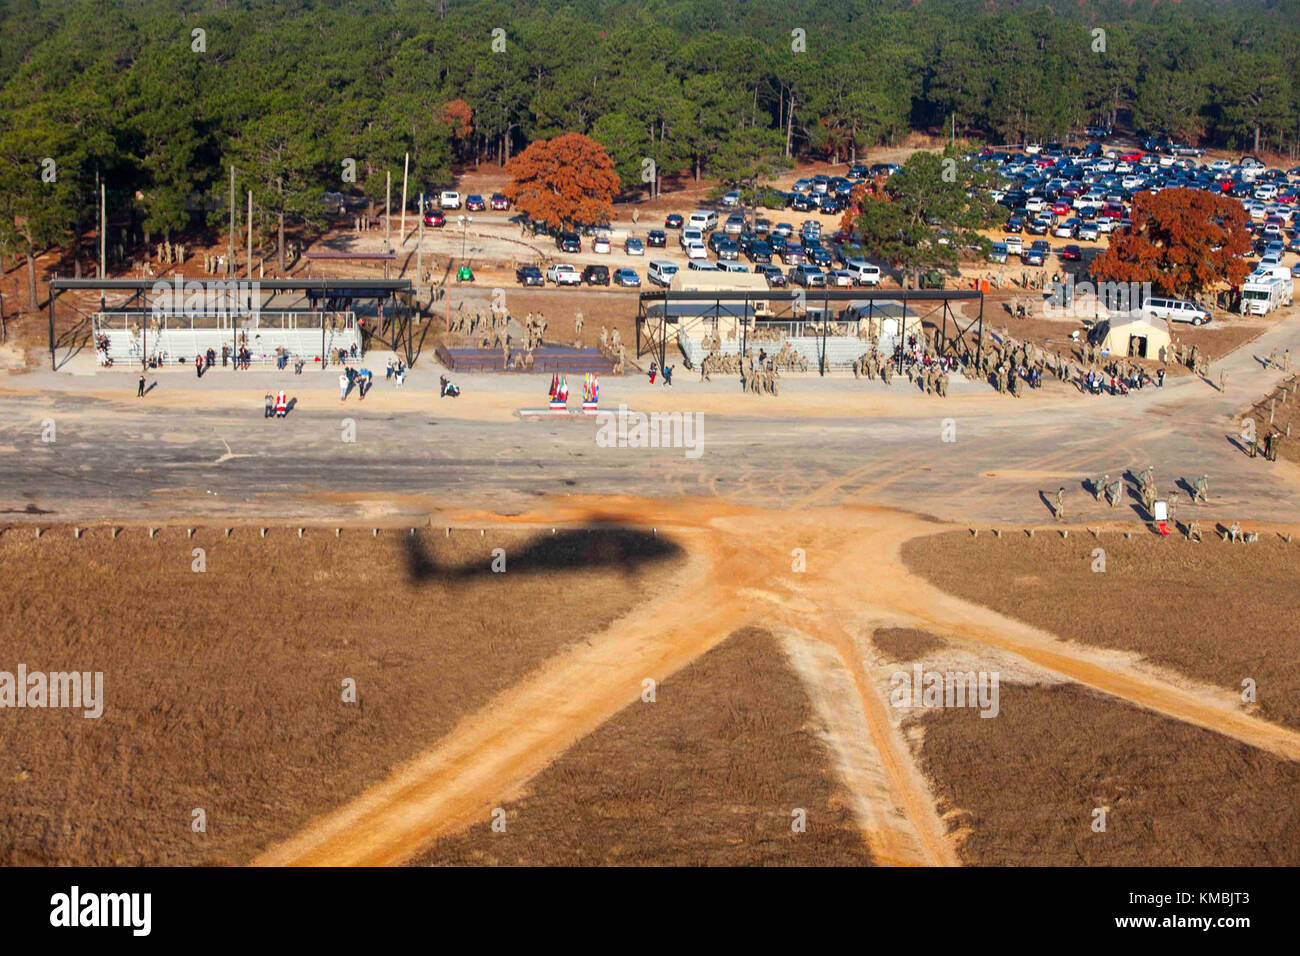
[0,524,683,865]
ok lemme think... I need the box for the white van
[1141,296,1210,326]
[439,190,461,209]
[846,260,882,286]
[686,210,718,233]
[647,260,680,287]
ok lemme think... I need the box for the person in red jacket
[274,389,288,418]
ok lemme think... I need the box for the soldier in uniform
[1187,520,1202,542]
[1094,475,1109,502]
[1193,474,1209,503]
[1105,478,1122,508]
[1054,486,1065,522]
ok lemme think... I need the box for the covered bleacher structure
[636,286,985,374]
[48,277,412,369]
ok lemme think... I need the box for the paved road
[4,313,1300,525]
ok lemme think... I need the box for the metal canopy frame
[46,277,413,370]
[635,287,984,376]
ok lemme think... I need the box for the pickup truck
[546,263,581,286]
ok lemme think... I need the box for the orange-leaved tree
[504,133,620,229]
[1090,187,1252,298]
[441,100,474,140]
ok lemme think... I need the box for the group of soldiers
[595,326,627,374]
[852,350,894,385]
[1082,466,1211,539]
[742,353,781,396]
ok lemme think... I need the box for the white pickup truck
[546,263,581,286]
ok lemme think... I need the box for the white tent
[1100,315,1171,362]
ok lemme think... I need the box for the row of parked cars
[981,142,1300,266]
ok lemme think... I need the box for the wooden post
[99,181,107,310]
[229,166,236,276]
[400,153,409,246]
[417,192,424,297]
[246,191,253,280]
[385,170,392,280]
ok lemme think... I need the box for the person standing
[137,374,146,398]
[338,372,349,401]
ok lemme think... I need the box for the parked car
[724,213,746,235]
[647,260,679,286]
[593,236,611,254]
[684,240,708,260]
[647,229,667,248]
[828,269,855,287]
[515,265,544,286]
[439,190,461,209]
[1061,244,1082,261]
[716,238,740,261]
[489,193,510,211]
[423,210,446,227]
[546,263,581,285]
[665,213,684,229]
[721,191,741,207]
[613,268,641,287]
[789,264,826,288]
[582,264,610,285]
[465,194,486,211]
[988,241,1008,264]
[624,237,645,256]
[756,264,787,287]
[747,241,772,264]
[556,232,581,253]
[1141,296,1210,326]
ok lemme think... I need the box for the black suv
[556,232,581,253]
[647,229,667,248]
[515,265,544,286]
[581,264,610,286]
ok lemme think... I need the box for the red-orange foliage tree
[441,99,474,139]
[1090,187,1252,298]
[504,133,620,228]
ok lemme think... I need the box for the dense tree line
[0,0,1295,307]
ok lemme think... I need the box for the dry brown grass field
[0,524,683,865]
[902,531,1300,730]
[871,627,951,662]
[912,682,1300,865]
[414,627,874,866]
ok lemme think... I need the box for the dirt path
[254,497,1300,866]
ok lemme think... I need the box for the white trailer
[1240,275,1294,316]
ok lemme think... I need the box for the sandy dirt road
[252,495,1300,867]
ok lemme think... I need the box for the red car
[1061,244,1082,261]
[1119,150,1143,162]
[1100,203,1124,219]
[1052,201,1071,217]
[489,193,509,211]
[423,211,446,227]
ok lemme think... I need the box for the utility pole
[246,190,253,281]
[416,191,424,300]
[228,166,235,276]
[400,153,409,246]
[385,169,392,280]
[99,179,107,311]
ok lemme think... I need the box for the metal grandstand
[46,277,413,369]
[635,287,986,374]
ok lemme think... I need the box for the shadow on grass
[403,523,683,583]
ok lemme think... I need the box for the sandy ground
[4,267,1300,867]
